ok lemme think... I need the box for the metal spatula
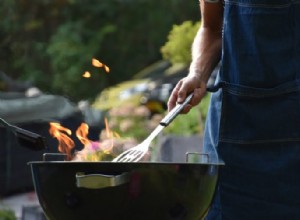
[112,93,194,162]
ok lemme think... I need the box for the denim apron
[204,0,300,219]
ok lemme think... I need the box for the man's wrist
[188,65,211,85]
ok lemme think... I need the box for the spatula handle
[159,93,194,126]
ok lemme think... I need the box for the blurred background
[0,0,199,101]
[0,1,220,219]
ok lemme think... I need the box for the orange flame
[49,122,75,160]
[103,65,110,73]
[102,118,114,153]
[92,58,110,73]
[49,119,121,161]
[82,71,91,78]
[76,123,91,146]
[92,58,104,67]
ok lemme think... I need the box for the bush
[0,209,17,220]
[164,93,211,136]
[160,21,201,65]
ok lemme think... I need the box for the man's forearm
[189,26,222,84]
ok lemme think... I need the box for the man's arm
[189,0,223,85]
[168,0,223,112]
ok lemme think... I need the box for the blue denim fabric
[204,0,300,219]
[221,0,300,88]
[206,143,300,220]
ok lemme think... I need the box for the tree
[0,0,199,102]
[160,20,201,65]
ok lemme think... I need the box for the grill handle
[76,172,130,189]
[159,93,193,126]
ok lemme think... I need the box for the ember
[82,71,91,78]
[92,58,110,73]
[82,58,110,78]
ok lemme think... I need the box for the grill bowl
[29,160,223,220]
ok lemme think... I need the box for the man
[168,0,300,219]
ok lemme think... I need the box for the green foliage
[161,21,201,65]
[164,93,211,136]
[46,21,116,100]
[0,209,17,220]
[107,104,152,141]
[0,0,199,101]
[93,78,148,111]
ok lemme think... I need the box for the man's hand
[167,75,207,114]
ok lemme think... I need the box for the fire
[103,65,110,73]
[49,122,75,160]
[82,58,110,78]
[92,58,110,73]
[82,71,91,78]
[92,58,103,67]
[82,58,110,79]
[75,123,90,146]
[49,57,129,161]
[104,118,120,140]
[49,120,121,161]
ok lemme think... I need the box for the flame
[92,58,110,73]
[92,58,104,67]
[75,121,117,153]
[104,117,113,139]
[49,119,121,161]
[82,71,91,78]
[49,122,75,160]
[76,123,91,146]
[48,57,115,161]
[103,65,110,73]
[102,118,114,153]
